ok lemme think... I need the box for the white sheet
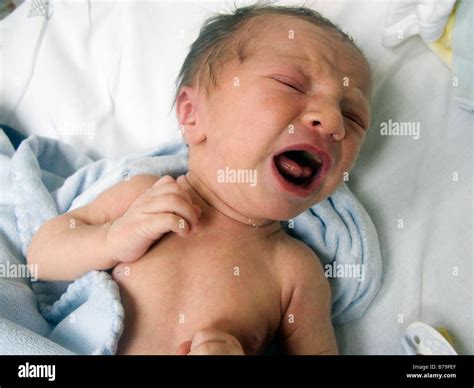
[1,0,472,354]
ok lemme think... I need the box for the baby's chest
[113,235,283,353]
[116,235,279,308]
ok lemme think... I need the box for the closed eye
[280,81,301,92]
[344,114,366,130]
[271,76,303,93]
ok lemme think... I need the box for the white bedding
[1,0,472,354]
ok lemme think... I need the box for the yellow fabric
[428,2,458,68]
[437,327,456,347]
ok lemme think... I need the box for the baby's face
[183,15,372,220]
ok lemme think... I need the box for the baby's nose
[301,108,345,141]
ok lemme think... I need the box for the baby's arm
[27,175,200,281]
[278,242,338,355]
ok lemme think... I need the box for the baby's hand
[176,328,245,355]
[105,175,201,263]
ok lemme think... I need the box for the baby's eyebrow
[299,65,372,115]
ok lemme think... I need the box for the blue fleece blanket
[0,128,381,354]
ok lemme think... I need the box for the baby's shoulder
[272,233,325,281]
[272,233,330,313]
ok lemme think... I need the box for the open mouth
[271,145,329,197]
[274,150,321,187]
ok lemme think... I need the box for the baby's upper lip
[273,143,333,169]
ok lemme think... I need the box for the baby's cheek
[323,172,344,196]
[340,137,363,169]
[321,156,354,198]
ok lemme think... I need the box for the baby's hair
[173,1,364,106]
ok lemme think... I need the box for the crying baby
[27,4,372,355]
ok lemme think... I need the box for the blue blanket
[0,128,382,354]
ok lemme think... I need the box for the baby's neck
[176,172,281,236]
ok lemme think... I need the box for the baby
[27,4,372,355]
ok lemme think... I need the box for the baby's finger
[192,204,202,218]
[187,341,244,355]
[142,194,200,231]
[190,328,241,351]
[151,175,176,187]
[142,213,191,238]
[147,182,194,208]
[175,340,192,355]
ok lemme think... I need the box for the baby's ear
[176,86,206,145]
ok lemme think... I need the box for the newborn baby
[27,4,371,355]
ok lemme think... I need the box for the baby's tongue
[275,154,312,179]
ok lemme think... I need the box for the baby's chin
[241,182,340,221]
[217,175,339,221]
[242,197,317,222]
[245,169,341,220]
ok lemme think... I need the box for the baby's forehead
[242,14,350,50]
[242,15,366,66]
[237,16,371,94]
